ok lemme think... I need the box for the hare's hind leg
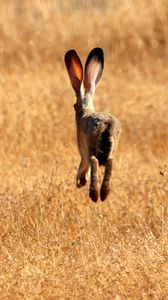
[76,160,90,188]
[89,156,99,202]
[100,157,112,201]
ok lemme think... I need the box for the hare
[64,48,121,201]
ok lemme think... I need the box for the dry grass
[0,1,168,299]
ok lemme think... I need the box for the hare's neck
[82,92,95,113]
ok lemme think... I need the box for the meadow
[0,0,168,299]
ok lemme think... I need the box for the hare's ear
[84,48,104,95]
[64,50,83,96]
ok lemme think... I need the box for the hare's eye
[74,103,77,111]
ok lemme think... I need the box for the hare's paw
[76,176,87,188]
[100,184,110,201]
[89,188,98,202]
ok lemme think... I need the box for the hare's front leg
[76,159,90,188]
[89,156,99,202]
[100,158,112,201]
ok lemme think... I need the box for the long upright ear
[64,50,83,96]
[84,48,104,95]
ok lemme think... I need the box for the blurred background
[0,0,168,71]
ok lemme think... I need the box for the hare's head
[64,48,104,115]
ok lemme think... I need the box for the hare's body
[76,111,121,166]
[65,48,121,201]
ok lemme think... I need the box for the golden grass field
[0,0,168,299]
